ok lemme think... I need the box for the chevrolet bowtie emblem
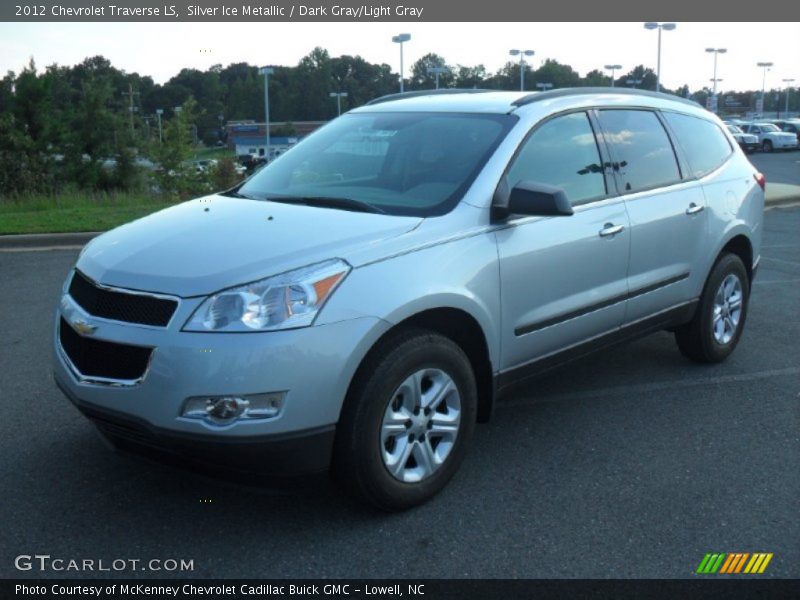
[71,319,97,336]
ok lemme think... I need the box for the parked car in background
[724,123,760,153]
[191,159,219,173]
[740,122,799,152]
[54,88,764,510]
[770,119,800,144]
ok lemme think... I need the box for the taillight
[753,172,766,191]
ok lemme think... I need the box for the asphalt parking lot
[0,206,798,580]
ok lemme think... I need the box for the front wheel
[675,253,750,363]
[762,140,773,153]
[333,328,477,511]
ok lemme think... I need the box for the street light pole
[782,78,795,117]
[604,64,622,87]
[155,109,163,143]
[259,67,274,159]
[509,49,535,91]
[644,22,676,92]
[756,62,773,116]
[329,92,348,116]
[705,48,727,98]
[392,34,411,93]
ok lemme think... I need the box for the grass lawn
[0,192,179,235]
[191,146,236,161]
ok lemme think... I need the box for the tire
[674,253,750,363]
[333,328,477,511]
[762,140,773,153]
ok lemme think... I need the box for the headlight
[183,259,350,332]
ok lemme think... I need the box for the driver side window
[506,111,607,206]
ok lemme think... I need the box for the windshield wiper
[266,195,386,214]
[221,189,256,199]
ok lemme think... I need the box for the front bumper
[56,377,336,475]
[54,282,390,473]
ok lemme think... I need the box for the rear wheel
[333,328,477,511]
[675,253,750,363]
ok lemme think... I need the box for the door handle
[686,203,704,215]
[599,223,624,237]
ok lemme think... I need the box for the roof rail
[366,88,493,106]
[512,87,701,109]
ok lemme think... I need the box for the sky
[0,22,798,93]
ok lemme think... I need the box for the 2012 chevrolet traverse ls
[54,88,764,510]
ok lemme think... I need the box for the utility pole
[122,83,139,135]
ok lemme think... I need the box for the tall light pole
[509,49,535,91]
[259,66,274,159]
[782,78,795,117]
[644,22,676,92]
[329,91,348,116]
[705,48,727,98]
[604,64,622,87]
[392,34,411,93]
[756,62,773,116]
[427,66,449,89]
[155,109,163,143]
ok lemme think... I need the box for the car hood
[77,195,422,297]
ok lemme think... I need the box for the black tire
[333,328,477,511]
[674,253,750,363]
[762,140,773,153]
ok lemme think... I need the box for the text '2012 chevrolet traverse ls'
[54,88,764,510]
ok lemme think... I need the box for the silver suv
[54,89,764,510]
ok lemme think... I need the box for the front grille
[59,317,152,381]
[68,271,177,327]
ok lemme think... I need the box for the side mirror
[493,180,573,220]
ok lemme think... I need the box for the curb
[1,195,798,249]
[0,231,101,249]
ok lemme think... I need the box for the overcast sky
[0,22,798,92]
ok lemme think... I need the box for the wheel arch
[343,306,496,424]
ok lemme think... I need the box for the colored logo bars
[696,552,773,574]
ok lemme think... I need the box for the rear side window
[596,109,681,193]
[506,111,606,206]
[663,112,732,178]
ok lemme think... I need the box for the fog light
[181,392,285,425]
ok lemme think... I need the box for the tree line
[0,47,795,199]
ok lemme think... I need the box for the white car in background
[724,123,759,154]
[740,123,799,152]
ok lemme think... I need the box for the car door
[594,109,708,323]
[494,111,631,371]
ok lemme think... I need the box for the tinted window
[597,109,680,193]
[506,112,606,205]
[239,112,514,217]
[663,112,732,178]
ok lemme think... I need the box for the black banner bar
[3,1,800,22]
[4,579,800,600]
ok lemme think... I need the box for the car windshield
[727,124,743,134]
[237,112,516,216]
[759,124,780,132]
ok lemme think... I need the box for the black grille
[68,271,177,327]
[59,317,152,381]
